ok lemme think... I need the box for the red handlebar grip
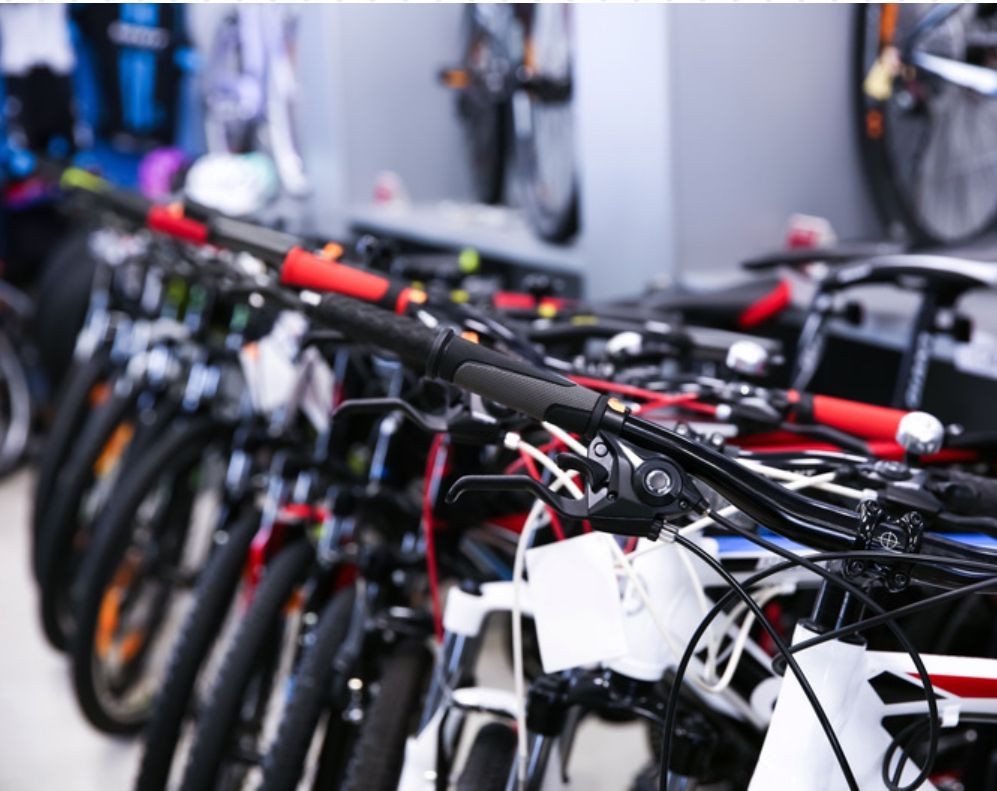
[279,247,414,314]
[146,205,209,245]
[809,394,906,441]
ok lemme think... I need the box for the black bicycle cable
[886,719,931,789]
[659,535,861,791]
[884,711,997,788]
[661,547,997,791]
[697,507,939,791]
[789,573,997,655]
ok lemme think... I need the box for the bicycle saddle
[740,241,908,271]
[824,255,997,297]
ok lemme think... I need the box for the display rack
[290,5,883,300]
[348,203,582,273]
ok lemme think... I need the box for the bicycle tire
[259,585,357,791]
[69,416,228,733]
[178,539,315,791]
[32,352,109,581]
[511,5,578,243]
[0,329,34,477]
[134,509,260,791]
[36,383,143,650]
[340,640,432,791]
[855,4,997,244]
[456,721,517,791]
[458,5,508,205]
[31,226,98,389]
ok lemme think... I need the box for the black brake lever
[445,474,590,520]
[554,452,610,490]
[448,433,705,539]
[332,397,456,434]
[331,396,514,444]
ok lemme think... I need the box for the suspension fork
[417,586,493,729]
[398,582,525,791]
[504,733,558,791]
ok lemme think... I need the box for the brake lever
[332,397,458,434]
[446,474,591,520]
[447,433,705,539]
[554,452,610,490]
[332,396,515,444]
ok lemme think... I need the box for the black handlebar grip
[182,199,215,223]
[97,187,152,222]
[311,293,437,370]
[427,330,610,435]
[309,298,609,434]
[208,216,301,264]
[935,470,997,517]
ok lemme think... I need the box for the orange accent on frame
[866,109,884,140]
[879,4,899,46]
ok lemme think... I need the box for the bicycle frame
[751,624,997,791]
[399,536,794,790]
[402,517,997,790]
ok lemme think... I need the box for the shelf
[348,202,584,274]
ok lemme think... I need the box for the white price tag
[240,337,297,414]
[526,533,628,673]
[298,347,335,433]
[239,312,306,415]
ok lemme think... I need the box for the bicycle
[857,4,997,244]
[441,4,577,243]
[50,171,997,790]
[287,283,997,791]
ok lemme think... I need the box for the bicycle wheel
[454,5,510,205]
[177,539,315,791]
[259,585,357,791]
[31,226,98,390]
[264,9,309,198]
[511,4,577,243]
[0,328,34,478]
[69,417,231,733]
[32,351,110,581]
[340,640,433,791]
[456,722,517,791]
[857,4,997,244]
[135,510,260,791]
[36,382,145,650]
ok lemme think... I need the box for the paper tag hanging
[525,532,628,673]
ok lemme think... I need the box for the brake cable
[701,507,939,791]
[664,546,997,791]
[660,536,861,791]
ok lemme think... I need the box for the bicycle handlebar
[279,247,418,313]
[62,169,997,586]
[306,294,997,588]
[63,168,417,314]
[792,392,907,442]
[427,331,610,434]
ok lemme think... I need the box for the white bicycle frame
[752,623,997,791]
[400,525,997,790]
[203,6,309,198]
[398,535,792,790]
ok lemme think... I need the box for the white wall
[667,5,880,282]
[191,5,882,294]
[574,5,676,300]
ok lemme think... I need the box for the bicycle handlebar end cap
[896,411,945,456]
